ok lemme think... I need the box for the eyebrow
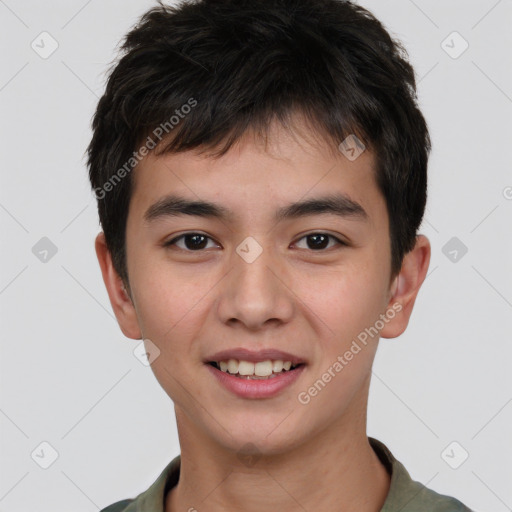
[143,193,368,224]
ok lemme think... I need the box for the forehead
[128,122,385,228]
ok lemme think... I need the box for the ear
[94,232,142,340]
[380,235,431,339]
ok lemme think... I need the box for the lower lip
[206,364,306,399]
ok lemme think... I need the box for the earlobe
[94,232,142,340]
[380,235,431,339]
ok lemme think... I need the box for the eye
[163,232,346,252]
[164,232,219,251]
[293,232,346,251]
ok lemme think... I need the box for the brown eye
[165,233,219,251]
[294,233,345,251]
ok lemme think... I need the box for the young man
[88,0,473,510]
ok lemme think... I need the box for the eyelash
[163,232,347,252]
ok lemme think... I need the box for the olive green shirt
[100,437,473,511]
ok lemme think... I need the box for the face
[103,120,411,456]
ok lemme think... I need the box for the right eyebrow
[144,195,233,224]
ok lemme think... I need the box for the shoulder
[406,482,474,511]
[391,460,474,511]
[98,455,181,512]
[409,487,473,512]
[368,437,474,512]
[99,498,135,512]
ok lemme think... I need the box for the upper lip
[205,348,306,365]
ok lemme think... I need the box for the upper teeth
[217,359,295,376]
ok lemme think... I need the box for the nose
[216,244,294,331]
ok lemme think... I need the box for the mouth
[207,359,305,380]
[206,357,306,399]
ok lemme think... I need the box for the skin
[96,118,430,512]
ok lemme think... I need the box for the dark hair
[87,0,430,286]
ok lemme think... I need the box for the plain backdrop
[0,1,511,511]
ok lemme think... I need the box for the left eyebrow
[143,193,368,225]
[274,193,368,223]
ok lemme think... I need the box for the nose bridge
[217,239,293,329]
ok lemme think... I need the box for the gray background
[1,0,511,510]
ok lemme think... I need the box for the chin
[213,416,307,457]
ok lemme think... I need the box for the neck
[166,388,390,512]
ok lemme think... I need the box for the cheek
[130,262,215,400]
[294,262,386,344]
[293,268,383,427]
[130,257,213,343]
